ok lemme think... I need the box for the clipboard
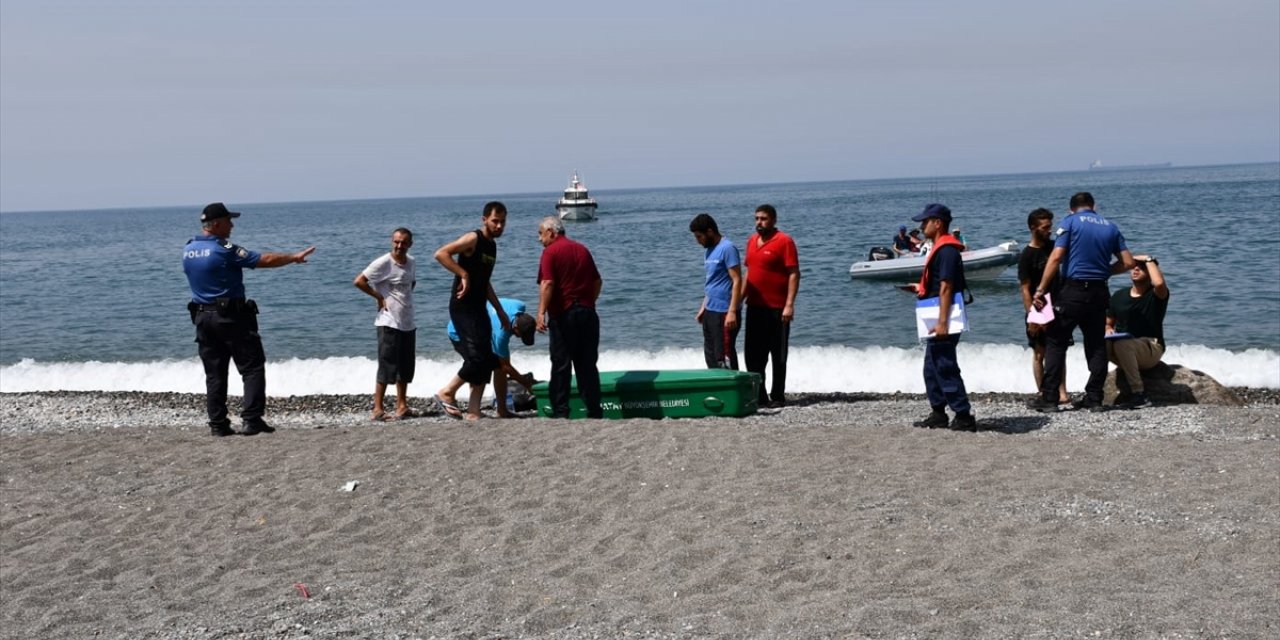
[916,293,968,339]
[1026,293,1055,324]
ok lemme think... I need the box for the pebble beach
[2,390,1278,639]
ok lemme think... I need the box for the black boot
[241,419,275,436]
[210,421,236,437]
[949,412,978,432]
[913,409,949,429]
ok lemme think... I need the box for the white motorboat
[849,241,1021,281]
[556,170,598,221]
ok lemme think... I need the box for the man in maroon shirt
[535,217,604,418]
[740,204,800,408]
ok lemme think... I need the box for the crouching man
[445,298,539,418]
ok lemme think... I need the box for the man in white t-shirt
[354,228,417,420]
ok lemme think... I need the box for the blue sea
[2,163,1278,396]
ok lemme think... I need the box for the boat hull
[557,203,597,221]
[849,242,1021,281]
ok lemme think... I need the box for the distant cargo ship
[1088,160,1172,171]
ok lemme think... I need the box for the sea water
[2,163,1277,395]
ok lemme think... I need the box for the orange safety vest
[917,233,965,299]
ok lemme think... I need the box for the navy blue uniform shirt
[923,245,965,299]
[183,235,262,304]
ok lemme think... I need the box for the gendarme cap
[911,203,952,223]
[201,202,241,222]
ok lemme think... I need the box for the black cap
[201,202,241,222]
[911,203,952,223]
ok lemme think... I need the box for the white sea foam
[1,344,1276,396]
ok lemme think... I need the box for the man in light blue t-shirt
[445,298,537,418]
[689,213,743,369]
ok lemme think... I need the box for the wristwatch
[1144,257,1159,265]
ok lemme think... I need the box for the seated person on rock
[1105,254,1169,409]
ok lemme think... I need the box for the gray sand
[1,392,1277,639]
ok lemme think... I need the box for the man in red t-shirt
[535,216,604,418]
[740,204,800,408]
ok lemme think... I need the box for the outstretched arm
[256,246,315,268]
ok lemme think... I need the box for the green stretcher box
[532,369,761,419]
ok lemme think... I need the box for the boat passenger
[892,225,915,257]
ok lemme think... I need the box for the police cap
[201,202,242,222]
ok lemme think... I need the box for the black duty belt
[191,298,251,313]
[1065,279,1107,289]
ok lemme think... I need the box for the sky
[1,0,1277,212]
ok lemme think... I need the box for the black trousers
[1042,280,1110,403]
[701,309,740,370]
[548,305,602,418]
[194,308,266,426]
[450,300,496,385]
[744,305,789,405]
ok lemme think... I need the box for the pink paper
[1027,293,1055,324]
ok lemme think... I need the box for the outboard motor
[867,246,895,261]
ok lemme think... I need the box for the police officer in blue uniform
[1030,192,1137,412]
[183,202,315,436]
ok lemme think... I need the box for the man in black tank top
[433,202,511,420]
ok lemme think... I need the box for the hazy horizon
[1,160,1276,215]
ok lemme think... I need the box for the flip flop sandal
[434,395,464,419]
